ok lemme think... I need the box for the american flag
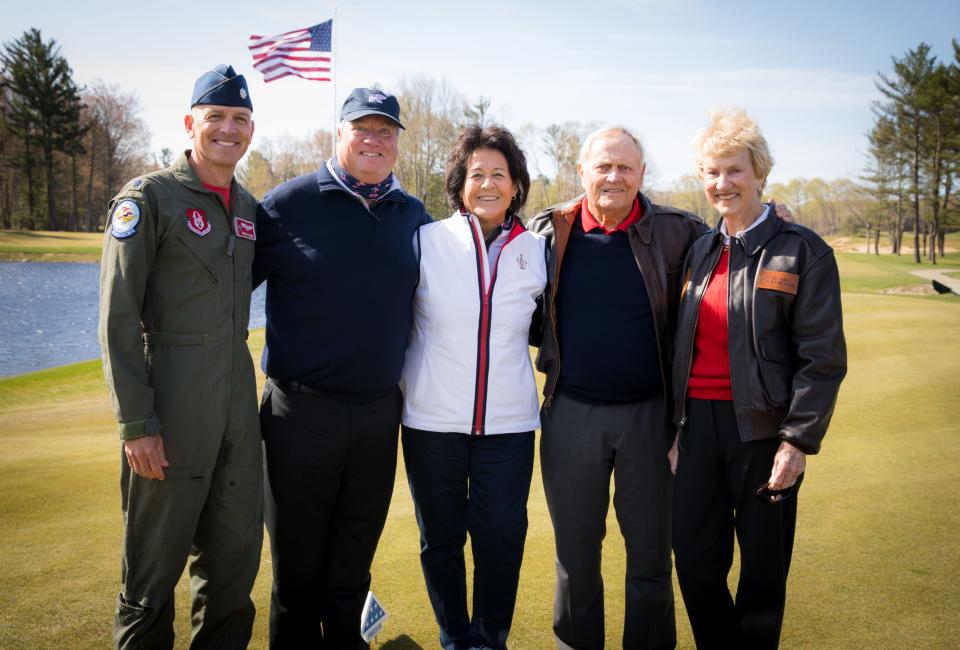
[248,20,333,83]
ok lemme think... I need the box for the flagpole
[331,4,339,157]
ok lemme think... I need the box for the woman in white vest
[400,124,547,650]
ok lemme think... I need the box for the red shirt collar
[203,182,231,211]
[579,196,642,234]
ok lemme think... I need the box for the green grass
[0,360,105,412]
[0,230,102,262]
[1,273,959,648]
[836,251,960,300]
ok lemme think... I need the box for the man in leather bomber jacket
[531,193,706,419]
[527,125,706,649]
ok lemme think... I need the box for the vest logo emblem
[516,253,527,270]
[186,209,211,236]
[234,217,256,241]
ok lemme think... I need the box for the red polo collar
[579,196,642,234]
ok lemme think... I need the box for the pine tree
[863,116,907,254]
[0,28,87,230]
[875,43,937,262]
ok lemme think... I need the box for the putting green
[1,270,958,648]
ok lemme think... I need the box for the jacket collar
[552,191,656,243]
[716,202,781,255]
[632,192,656,244]
[171,150,257,211]
[171,149,217,192]
[456,209,527,244]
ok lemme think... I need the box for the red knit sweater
[687,246,733,400]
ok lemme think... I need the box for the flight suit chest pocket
[163,201,229,282]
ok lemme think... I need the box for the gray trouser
[540,392,675,650]
[114,397,263,649]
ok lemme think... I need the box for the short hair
[578,125,644,166]
[693,108,774,192]
[446,124,531,215]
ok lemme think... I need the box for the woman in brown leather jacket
[669,108,847,650]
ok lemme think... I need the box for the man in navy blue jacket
[254,87,431,648]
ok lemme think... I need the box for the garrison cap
[191,64,253,111]
[341,87,404,129]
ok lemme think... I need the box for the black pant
[673,399,800,650]
[541,393,676,650]
[402,426,534,650]
[261,380,401,649]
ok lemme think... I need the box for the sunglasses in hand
[754,482,797,504]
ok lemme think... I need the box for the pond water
[0,262,266,378]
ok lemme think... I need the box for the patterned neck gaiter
[330,157,394,203]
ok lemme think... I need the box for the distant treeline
[2,29,958,261]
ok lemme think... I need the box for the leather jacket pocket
[758,333,793,405]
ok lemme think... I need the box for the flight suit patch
[234,217,256,240]
[110,200,140,239]
[757,269,799,294]
[186,208,211,236]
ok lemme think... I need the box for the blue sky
[4,0,958,189]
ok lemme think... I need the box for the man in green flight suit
[99,64,262,649]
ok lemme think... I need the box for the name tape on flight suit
[234,217,256,240]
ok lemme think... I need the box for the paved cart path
[911,268,960,294]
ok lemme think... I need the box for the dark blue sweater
[253,164,432,403]
[556,220,662,404]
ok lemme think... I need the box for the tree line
[2,28,958,262]
[0,29,153,231]
[862,41,960,263]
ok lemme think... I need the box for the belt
[270,378,327,395]
[268,378,398,404]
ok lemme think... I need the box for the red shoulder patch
[186,208,211,236]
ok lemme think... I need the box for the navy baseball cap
[191,64,253,111]
[340,87,404,129]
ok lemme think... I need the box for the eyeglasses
[754,482,796,504]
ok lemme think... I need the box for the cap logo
[186,208,212,236]
[239,88,247,100]
[368,93,387,104]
